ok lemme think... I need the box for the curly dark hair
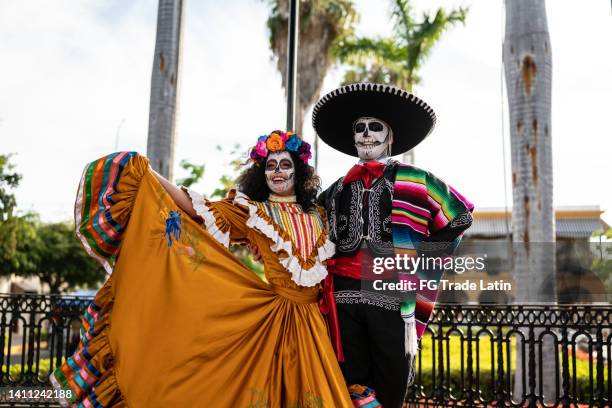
[236,151,321,212]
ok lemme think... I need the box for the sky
[1,0,611,225]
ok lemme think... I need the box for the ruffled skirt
[50,152,351,407]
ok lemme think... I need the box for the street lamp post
[285,0,299,132]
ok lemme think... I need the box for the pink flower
[255,140,268,157]
[279,132,289,142]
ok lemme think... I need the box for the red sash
[319,249,396,361]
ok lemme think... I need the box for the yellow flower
[266,133,284,151]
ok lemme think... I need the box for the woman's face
[265,151,295,195]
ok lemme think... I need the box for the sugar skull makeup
[265,151,295,195]
[353,116,394,160]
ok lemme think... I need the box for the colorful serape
[391,164,474,358]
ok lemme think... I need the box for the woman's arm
[151,168,201,221]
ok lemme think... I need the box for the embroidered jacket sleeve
[181,187,249,248]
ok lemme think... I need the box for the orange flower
[266,133,284,151]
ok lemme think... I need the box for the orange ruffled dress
[50,152,352,408]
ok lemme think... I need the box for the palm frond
[264,2,283,51]
[339,53,417,89]
[265,0,358,55]
[341,66,419,89]
[333,36,403,64]
[406,6,468,72]
[333,1,468,92]
[390,0,414,40]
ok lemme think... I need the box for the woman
[51,131,352,407]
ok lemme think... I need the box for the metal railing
[407,304,611,407]
[0,295,609,407]
[0,294,91,407]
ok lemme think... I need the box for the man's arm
[419,210,473,256]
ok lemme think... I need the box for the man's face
[265,151,295,195]
[353,116,393,160]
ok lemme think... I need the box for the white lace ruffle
[234,191,335,287]
[183,187,230,248]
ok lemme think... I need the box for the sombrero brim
[312,83,437,157]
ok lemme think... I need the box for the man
[314,83,474,407]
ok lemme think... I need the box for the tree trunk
[40,276,62,295]
[503,0,557,403]
[147,0,185,181]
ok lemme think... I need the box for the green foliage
[0,156,103,293]
[0,212,40,276]
[31,222,105,293]
[175,160,205,188]
[0,154,22,222]
[0,155,41,278]
[210,175,236,199]
[1,219,105,294]
[334,0,468,90]
[265,0,358,54]
[210,144,243,199]
[231,245,266,281]
[2,358,53,383]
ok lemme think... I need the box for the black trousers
[334,275,409,408]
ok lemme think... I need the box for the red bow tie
[342,161,385,188]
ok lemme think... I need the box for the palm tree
[147,0,185,180]
[265,0,358,169]
[503,0,556,402]
[333,0,467,163]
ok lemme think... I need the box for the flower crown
[249,130,312,165]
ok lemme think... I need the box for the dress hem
[50,277,126,407]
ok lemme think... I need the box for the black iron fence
[0,295,609,407]
[408,304,611,407]
[0,294,91,407]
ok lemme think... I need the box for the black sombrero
[312,83,437,157]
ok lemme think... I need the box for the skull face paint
[265,151,295,195]
[353,116,394,160]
